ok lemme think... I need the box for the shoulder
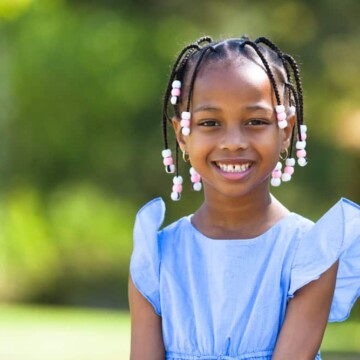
[271,195,314,240]
[271,212,314,250]
[288,212,314,239]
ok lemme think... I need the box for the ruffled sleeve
[130,198,165,316]
[288,198,360,322]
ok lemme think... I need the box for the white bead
[162,149,172,158]
[296,141,306,150]
[275,105,285,113]
[173,176,183,185]
[189,167,197,175]
[181,111,191,120]
[271,178,281,187]
[285,158,295,166]
[181,127,190,136]
[193,182,202,191]
[300,125,307,133]
[275,161,282,171]
[281,173,291,182]
[288,106,296,116]
[278,120,288,129]
[298,157,307,167]
[170,96,177,105]
[172,80,181,89]
[170,192,180,201]
[165,164,175,173]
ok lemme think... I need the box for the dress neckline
[185,212,296,244]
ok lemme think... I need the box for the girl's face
[173,60,294,201]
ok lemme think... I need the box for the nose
[219,126,249,152]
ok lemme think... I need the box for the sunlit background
[0,0,359,359]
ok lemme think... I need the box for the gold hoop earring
[279,148,289,161]
[182,150,189,163]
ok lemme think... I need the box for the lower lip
[213,163,253,180]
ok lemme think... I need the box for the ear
[172,116,187,152]
[281,114,295,150]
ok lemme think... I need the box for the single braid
[283,54,304,124]
[185,46,213,111]
[172,48,198,116]
[175,141,179,176]
[241,40,282,105]
[195,36,213,45]
[285,82,302,155]
[255,37,293,105]
[162,44,200,149]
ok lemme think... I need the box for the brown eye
[199,120,220,127]
[247,119,268,126]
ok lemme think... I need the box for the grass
[0,304,130,360]
[0,304,358,360]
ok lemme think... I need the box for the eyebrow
[193,104,273,113]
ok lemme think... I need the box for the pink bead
[277,112,287,121]
[172,184,182,193]
[297,149,307,158]
[191,174,201,183]
[272,170,282,178]
[163,157,173,166]
[180,119,190,127]
[284,166,294,175]
[298,133,307,141]
[171,88,181,96]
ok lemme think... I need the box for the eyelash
[247,119,269,126]
[198,119,269,127]
[199,120,219,127]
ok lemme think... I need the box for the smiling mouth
[215,162,253,173]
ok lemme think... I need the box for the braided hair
[161,36,307,197]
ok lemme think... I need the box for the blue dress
[130,197,360,360]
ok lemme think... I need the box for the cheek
[252,131,282,148]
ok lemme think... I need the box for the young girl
[128,36,360,360]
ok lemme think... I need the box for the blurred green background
[0,0,359,358]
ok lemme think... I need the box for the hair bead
[163,157,173,166]
[162,148,175,174]
[170,80,182,105]
[162,149,172,158]
[271,177,281,187]
[181,111,191,120]
[171,176,183,201]
[281,157,296,182]
[271,161,283,187]
[171,88,181,97]
[190,167,202,191]
[180,119,190,128]
[276,105,285,113]
[298,157,307,167]
[172,80,181,88]
[275,104,288,129]
[285,158,296,167]
[181,111,191,136]
[296,125,308,166]
[281,173,291,182]
[288,106,296,117]
[295,141,306,150]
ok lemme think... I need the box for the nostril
[220,136,249,151]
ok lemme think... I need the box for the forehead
[192,60,274,108]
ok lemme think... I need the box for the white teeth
[216,162,251,173]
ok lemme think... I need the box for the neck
[192,182,288,239]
